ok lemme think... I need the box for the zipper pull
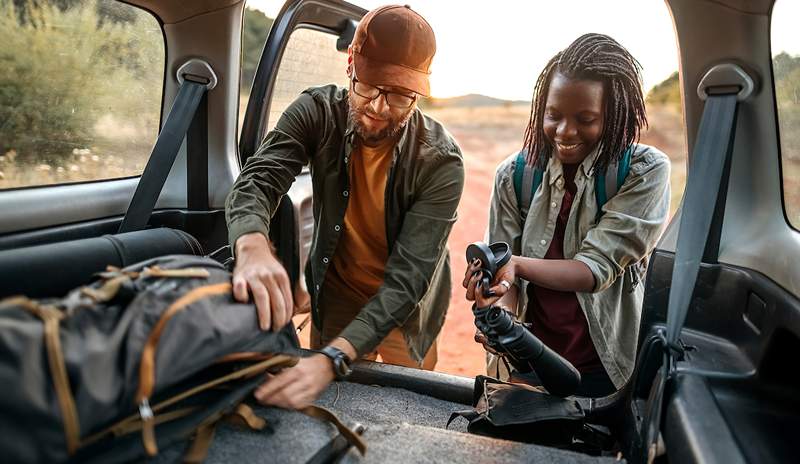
[139,398,158,456]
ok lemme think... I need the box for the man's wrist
[235,232,270,256]
[329,337,358,360]
[317,346,353,380]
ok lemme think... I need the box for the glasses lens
[386,93,415,108]
[353,81,379,99]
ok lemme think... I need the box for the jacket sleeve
[225,92,321,249]
[338,147,465,356]
[573,150,671,292]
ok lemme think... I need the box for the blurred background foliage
[0,1,273,188]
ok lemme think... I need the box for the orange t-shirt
[323,139,394,306]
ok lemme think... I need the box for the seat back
[0,228,203,298]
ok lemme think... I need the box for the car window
[771,0,800,230]
[0,0,164,190]
[264,27,349,134]
[239,6,273,133]
[238,6,348,140]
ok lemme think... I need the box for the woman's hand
[463,257,517,308]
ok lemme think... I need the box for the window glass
[772,0,800,229]
[0,0,164,190]
[265,28,349,133]
[239,6,273,132]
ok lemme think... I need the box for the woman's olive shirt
[487,144,671,388]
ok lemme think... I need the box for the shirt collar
[547,144,601,185]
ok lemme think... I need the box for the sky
[250,0,800,101]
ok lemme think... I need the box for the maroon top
[525,164,603,373]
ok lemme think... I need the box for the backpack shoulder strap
[513,150,543,221]
[594,146,633,217]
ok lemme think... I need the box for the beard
[347,93,414,145]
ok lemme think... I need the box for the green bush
[646,71,681,112]
[0,0,163,166]
[241,7,274,93]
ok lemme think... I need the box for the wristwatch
[318,346,353,380]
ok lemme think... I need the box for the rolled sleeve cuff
[227,215,270,253]
[573,254,609,293]
[338,318,385,358]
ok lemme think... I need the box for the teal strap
[617,146,632,188]
[594,146,633,220]
[595,170,608,215]
[512,150,543,221]
[513,151,526,208]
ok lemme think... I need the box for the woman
[464,33,671,397]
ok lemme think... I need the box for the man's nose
[369,94,389,114]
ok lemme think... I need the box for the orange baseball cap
[351,5,436,97]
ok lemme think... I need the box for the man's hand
[233,232,294,331]
[254,338,357,410]
[254,354,335,409]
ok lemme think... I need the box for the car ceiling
[124,0,242,24]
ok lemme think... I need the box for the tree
[241,7,274,92]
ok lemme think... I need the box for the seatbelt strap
[118,79,208,233]
[186,92,209,211]
[643,92,739,463]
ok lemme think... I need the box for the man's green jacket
[226,85,464,361]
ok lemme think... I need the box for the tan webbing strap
[83,266,210,303]
[214,352,276,364]
[141,267,211,279]
[182,422,217,464]
[182,403,267,463]
[136,282,234,405]
[3,297,82,455]
[80,275,131,302]
[225,403,267,430]
[136,282,232,456]
[300,405,367,456]
[80,406,200,447]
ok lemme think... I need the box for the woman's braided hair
[522,33,648,173]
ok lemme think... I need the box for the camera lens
[486,307,514,333]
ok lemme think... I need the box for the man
[225,5,464,410]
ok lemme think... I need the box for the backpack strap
[513,150,543,221]
[514,146,632,222]
[594,146,633,220]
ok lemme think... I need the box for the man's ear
[346,45,354,77]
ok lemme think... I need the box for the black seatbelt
[118,78,208,233]
[643,91,740,463]
[186,92,209,211]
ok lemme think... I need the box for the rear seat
[0,228,203,299]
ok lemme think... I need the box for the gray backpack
[0,255,363,463]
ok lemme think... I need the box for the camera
[467,241,581,397]
[473,303,582,397]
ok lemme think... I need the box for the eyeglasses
[351,77,417,109]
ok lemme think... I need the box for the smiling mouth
[556,141,583,151]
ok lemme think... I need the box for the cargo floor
[151,381,619,463]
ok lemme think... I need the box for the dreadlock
[522,33,647,174]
